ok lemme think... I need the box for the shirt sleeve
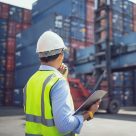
[50,79,84,134]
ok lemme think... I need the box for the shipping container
[22,9,32,23]
[75,62,95,74]
[0,3,9,19]
[5,55,15,72]
[76,46,95,62]
[13,88,23,106]
[7,21,16,37]
[15,65,39,88]
[4,91,13,105]
[85,21,94,44]
[70,17,86,41]
[16,23,22,34]
[32,0,86,24]
[9,6,23,23]
[5,72,14,89]
[16,45,39,69]
[0,19,7,39]
[6,38,16,54]
[16,13,70,50]
[86,0,94,22]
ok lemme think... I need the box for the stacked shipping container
[15,0,136,107]
[0,2,31,106]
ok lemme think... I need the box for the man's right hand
[83,100,100,121]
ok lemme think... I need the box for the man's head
[36,31,67,68]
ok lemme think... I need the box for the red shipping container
[86,21,94,44]
[16,23,22,34]
[4,91,13,106]
[8,21,16,37]
[5,72,14,88]
[86,1,94,22]
[22,9,31,23]
[134,20,136,32]
[133,4,136,16]
[0,3,9,19]
[6,55,15,69]
[70,38,85,48]
[6,38,16,54]
[22,23,31,30]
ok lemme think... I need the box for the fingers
[58,63,68,78]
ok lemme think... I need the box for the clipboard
[73,90,107,115]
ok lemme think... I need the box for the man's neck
[41,62,59,69]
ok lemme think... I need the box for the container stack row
[0,2,31,106]
[100,0,136,44]
[15,0,136,107]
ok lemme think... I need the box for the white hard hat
[36,31,67,57]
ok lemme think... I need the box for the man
[24,31,100,136]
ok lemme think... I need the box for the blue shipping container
[13,88,23,106]
[16,13,70,50]
[9,6,23,23]
[16,44,39,69]
[32,0,86,24]
[76,46,95,61]
[15,64,39,88]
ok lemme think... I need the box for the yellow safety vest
[23,70,76,136]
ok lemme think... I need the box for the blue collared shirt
[39,65,84,134]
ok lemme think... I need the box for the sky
[0,0,136,9]
[0,0,37,9]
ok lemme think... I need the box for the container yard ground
[0,107,136,136]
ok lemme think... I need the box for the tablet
[73,90,107,115]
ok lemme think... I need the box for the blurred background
[0,0,136,136]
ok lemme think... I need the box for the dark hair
[40,53,60,63]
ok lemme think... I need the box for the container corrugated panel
[0,75,5,89]
[32,0,86,24]
[0,91,4,106]
[115,32,136,45]
[0,3,9,19]
[16,45,39,69]
[86,21,94,44]
[112,11,123,32]
[8,21,16,37]
[0,19,7,39]
[13,88,23,106]
[123,87,134,106]
[22,9,31,23]
[9,6,23,23]
[76,46,95,61]
[16,13,70,50]
[86,1,94,22]
[15,23,22,34]
[5,72,14,89]
[5,54,15,72]
[70,17,85,41]
[75,62,95,74]
[15,65,39,88]
[22,23,31,30]
[0,42,6,55]
[111,0,123,13]
[6,38,16,54]
[4,91,13,105]
[123,0,133,17]
[112,51,136,69]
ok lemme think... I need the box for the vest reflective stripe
[26,114,54,127]
[26,134,42,136]
[23,85,27,111]
[41,74,56,125]
[26,133,74,136]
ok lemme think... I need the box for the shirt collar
[39,64,62,77]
